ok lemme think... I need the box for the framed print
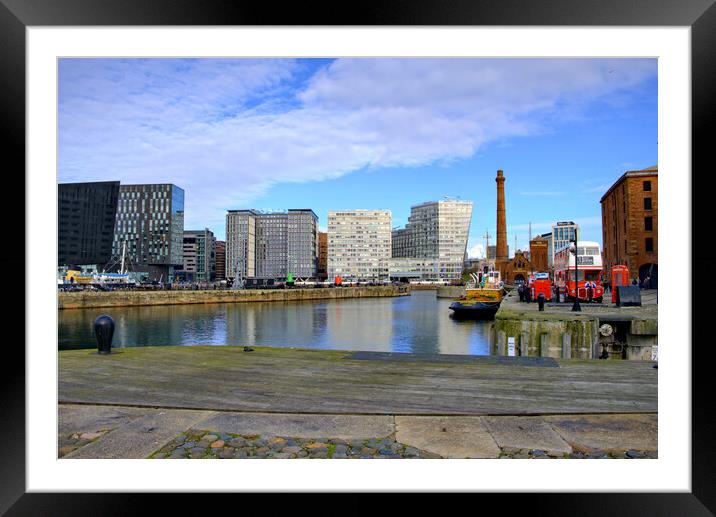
[3,0,714,514]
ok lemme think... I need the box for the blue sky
[58,58,657,257]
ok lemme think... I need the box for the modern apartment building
[226,209,318,281]
[391,199,473,281]
[600,165,658,286]
[551,221,579,261]
[58,181,120,267]
[112,183,185,281]
[328,210,391,282]
[215,240,226,280]
[178,228,216,282]
[388,258,440,281]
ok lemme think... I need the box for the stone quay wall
[492,292,657,361]
[58,286,409,310]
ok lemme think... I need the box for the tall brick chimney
[496,169,508,260]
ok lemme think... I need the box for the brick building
[529,236,549,273]
[600,165,658,287]
[500,250,536,285]
[317,231,328,280]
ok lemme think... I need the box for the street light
[571,229,581,312]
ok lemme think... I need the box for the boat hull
[449,300,501,319]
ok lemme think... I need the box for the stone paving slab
[395,416,501,458]
[543,414,658,453]
[58,404,154,436]
[193,412,394,440]
[482,416,572,454]
[64,409,214,459]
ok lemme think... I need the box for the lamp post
[571,229,581,312]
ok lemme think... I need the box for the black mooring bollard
[538,293,545,311]
[94,315,115,355]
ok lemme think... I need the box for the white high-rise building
[327,210,392,282]
[551,221,580,265]
[390,199,473,281]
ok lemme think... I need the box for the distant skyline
[58,58,657,257]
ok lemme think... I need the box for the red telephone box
[610,265,629,303]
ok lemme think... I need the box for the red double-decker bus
[553,241,604,302]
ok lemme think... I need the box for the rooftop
[600,165,658,202]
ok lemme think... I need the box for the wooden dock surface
[59,346,657,416]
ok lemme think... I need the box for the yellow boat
[449,269,505,319]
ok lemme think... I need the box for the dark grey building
[112,184,185,281]
[178,228,216,282]
[58,181,120,267]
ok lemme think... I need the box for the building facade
[317,231,328,280]
[178,229,216,282]
[487,245,509,261]
[58,181,120,267]
[500,250,536,285]
[388,258,442,281]
[112,184,185,281]
[529,236,549,272]
[226,209,318,281]
[390,199,473,281]
[600,165,658,286]
[538,232,554,266]
[215,240,226,280]
[328,210,391,282]
[551,221,579,260]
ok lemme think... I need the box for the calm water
[58,290,493,355]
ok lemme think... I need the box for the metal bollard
[94,315,115,354]
[538,293,545,311]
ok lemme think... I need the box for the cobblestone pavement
[58,430,111,458]
[150,430,441,459]
[149,429,657,459]
[498,447,658,459]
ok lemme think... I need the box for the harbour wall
[58,285,409,310]
[492,292,657,361]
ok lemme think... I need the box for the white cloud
[467,244,486,259]
[58,58,656,234]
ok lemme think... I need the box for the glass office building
[58,181,120,267]
[112,183,185,281]
[551,221,580,262]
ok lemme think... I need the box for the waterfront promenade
[58,345,657,459]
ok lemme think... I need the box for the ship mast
[120,241,126,275]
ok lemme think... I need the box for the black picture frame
[2,0,713,514]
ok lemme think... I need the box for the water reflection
[58,290,492,355]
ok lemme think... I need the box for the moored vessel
[449,269,505,319]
